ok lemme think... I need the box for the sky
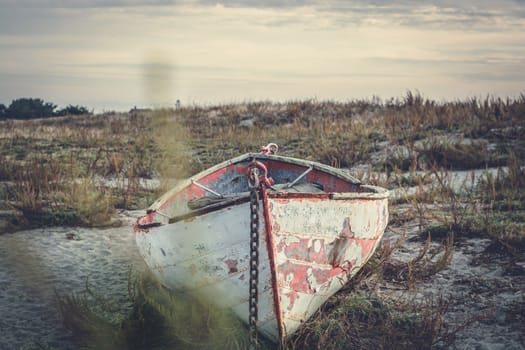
[0,0,524,112]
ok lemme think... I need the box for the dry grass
[57,236,459,350]
[287,292,453,350]
[283,228,458,349]
[57,272,268,350]
[3,93,525,347]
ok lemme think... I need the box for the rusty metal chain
[248,167,260,349]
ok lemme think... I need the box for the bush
[2,98,91,119]
[5,98,56,119]
[0,103,6,120]
[55,104,91,116]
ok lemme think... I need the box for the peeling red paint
[135,152,389,342]
[277,238,329,264]
[141,212,156,225]
[285,291,298,311]
[278,260,354,296]
[305,171,355,192]
[280,262,316,294]
[134,212,157,233]
[338,217,377,259]
[314,259,354,284]
[263,160,358,192]
[273,218,360,267]
[225,259,239,274]
[234,164,249,174]
[262,186,285,343]
[353,238,377,258]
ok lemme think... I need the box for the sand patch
[0,211,146,350]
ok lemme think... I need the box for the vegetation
[57,272,259,350]
[0,97,90,120]
[55,104,92,116]
[57,238,457,350]
[1,92,523,250]
[2,92,524,348]
[0,103,6,119]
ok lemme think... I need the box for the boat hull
[135,185,388,342]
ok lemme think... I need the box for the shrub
[6,98,57,119]
[0,103,6,120]
[55,104,91,116]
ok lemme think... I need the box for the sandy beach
[0,100,523,349]
[1,208,523,349]
[0,211,146,350]
[382,225,525,350]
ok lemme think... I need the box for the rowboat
[134,144,389,343]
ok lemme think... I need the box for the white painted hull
[135,185,388,341]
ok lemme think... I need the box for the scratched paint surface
[136,195,389,341]
[269,196,389,335]
[135,202,281,340]
[144,154,361,221]
[135,154,389,342]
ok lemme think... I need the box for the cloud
[0,0,177,8]
[1,0,524,109]
[0,0,312,8]
[0,0,522,10]
[2,0,524,27]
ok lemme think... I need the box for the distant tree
[55,104,91,116]
[6,98,57,119]
[0,104,6,120]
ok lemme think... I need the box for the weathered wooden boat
[134,144,389,343]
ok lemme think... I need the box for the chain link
[247,158,275,349]
[249,175,260,350]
